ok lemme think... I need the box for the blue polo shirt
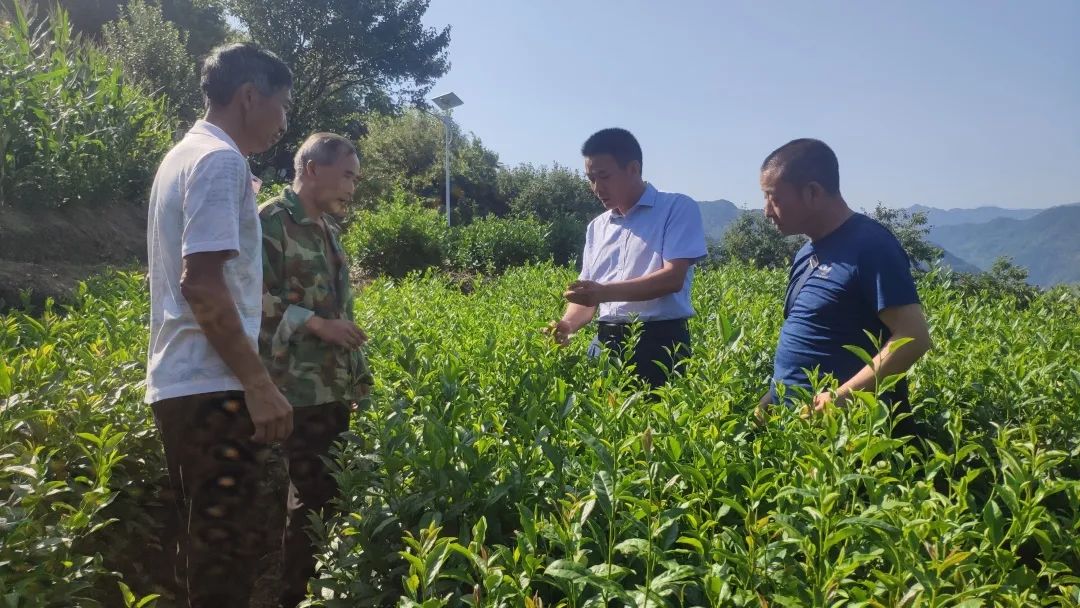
[770,213,920,403]
[579,183,708,322]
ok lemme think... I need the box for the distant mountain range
[936,249,982,274]
[906,204,1043,226]
[698,199,743,240]
[927,203,1080,287]
[696,200,1080,286]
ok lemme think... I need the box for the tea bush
[2,265,1077,606]
[0,273,161,606]
[308,264,1080,606]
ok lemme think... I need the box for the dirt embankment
[0,201,147,311]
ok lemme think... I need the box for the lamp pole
[442,113,451,226]
[430,92,464,227]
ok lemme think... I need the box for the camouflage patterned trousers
[152,392,350,608]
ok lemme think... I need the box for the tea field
[1,265,1078,606]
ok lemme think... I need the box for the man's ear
[804,181,827,206]
[628,159,642,178]
[236,82,258,112]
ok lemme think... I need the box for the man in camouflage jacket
[258,132,372,607]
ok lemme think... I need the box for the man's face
[584,154,641,212]
[761,168,811,236]
[310,152,360,217]
[244,85,292,154]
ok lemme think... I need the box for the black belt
[597,318,688,334]
[598,318,687,328]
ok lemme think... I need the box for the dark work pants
[597,318,691,388]
[152,392,350,608]
[152,391,290,608]
[279,402,351,607]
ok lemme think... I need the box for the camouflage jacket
[258,188,373,407]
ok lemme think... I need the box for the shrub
[0,4,174,208]
[256,181,287,205]
[305,265,1080,605]
[0,272,162,606]
[343,187,448,278]
[3,265,1079,604]
[448,214,549,273]
[546,215,586,267]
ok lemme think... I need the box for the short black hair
[761,138,840,195]
[200,43,293,108]
[581,128,643,170]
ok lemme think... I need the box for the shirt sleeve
[578,220,596,281]
[662,197,708,264]
[857,233,920,313]
[181,150,248,257]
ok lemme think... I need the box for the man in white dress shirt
[551,128,708,387]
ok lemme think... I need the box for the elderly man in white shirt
[145,43,295,607]
[551,128,708,388]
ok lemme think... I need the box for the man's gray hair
[293,133,358,177]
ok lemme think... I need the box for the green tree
[51,0,122,37]
[711,211,805,269]
[103,0,201,120]
[499,163,597,265]
[158,0,230,62]
[357,110,442,204]
[48,0,231,119]
[52,0,229,58]
[501,163,596,225]
[218,0,450,161]
[357,109,504,220]
[869,203,943,269]
[986,255,1030,286]
[944,255,1040,309]
[981,256,1037,305]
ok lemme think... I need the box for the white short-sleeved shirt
[579,183,708,322]
[144,120,263,403]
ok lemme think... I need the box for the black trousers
[597,318,691,388]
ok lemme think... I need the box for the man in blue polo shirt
[756,138,932,436]
[549,128,707,387]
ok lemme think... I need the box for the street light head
[431,92,464,112]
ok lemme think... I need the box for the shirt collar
[612,183,657,218]
[282,187,317,225]
[188,119,244,157]
[188,120,261,193]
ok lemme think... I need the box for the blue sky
[421,0,1079,210]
